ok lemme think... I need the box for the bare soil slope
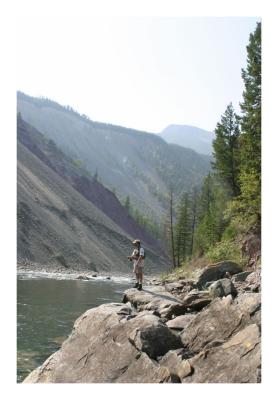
[17,141,168,273]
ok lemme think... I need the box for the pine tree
[169,190,176,270]
[174,192,190,266]
[212,103,241,197]
[193,174,231,255]
[188,187,198,256]
[238,22,261,224]
[124,195,131,212]
[161,191,177,269]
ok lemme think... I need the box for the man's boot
[133,282,139,288]
[138,283,142,291]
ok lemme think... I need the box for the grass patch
[160,255,211,281]
[206,239,247,269]
[160,238,247,281]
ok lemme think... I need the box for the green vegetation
[122,195,162,239]
[212,103,241,197]
[162,22,261,278]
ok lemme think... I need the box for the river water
[17,272,132,383]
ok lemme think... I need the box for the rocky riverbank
[17,260,132,282]
[23,261,261,383]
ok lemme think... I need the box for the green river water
[17,272,131,383]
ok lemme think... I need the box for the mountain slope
[17,140,168,274]
[17,116,166,256]
[17,92,211,220]
[160,124,215,155]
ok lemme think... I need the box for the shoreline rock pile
[23,261,261,383]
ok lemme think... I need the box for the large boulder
[209,278,237,298]
[23,302,183,383]
[129,320,182,359]
[123,287,188,320]
[182,324,261,383]
[181,290,212,311]
[180,291,261,353]
[194,261,242,289]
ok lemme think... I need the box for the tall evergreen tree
[169,190,176,270]
[188,187,198,256]
[238,22,261,224]
[212,103,241,197]
[193,174,231,255]
[174,192,190,266]
[124,195,130,212]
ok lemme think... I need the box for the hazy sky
[17,16,259,133]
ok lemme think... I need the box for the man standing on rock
[128,239,145,291]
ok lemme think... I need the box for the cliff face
[24,261,261,383]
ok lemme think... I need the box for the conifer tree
[124,195,130,212]
[212,103,241,197]
[175,192,190,266]
[238,21,261,224]
[193,174,231,255]
[169,190,176,270]
[188,187,198,256]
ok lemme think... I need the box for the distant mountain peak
[160,124,215,155]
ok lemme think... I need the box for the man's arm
[127,250,136,260]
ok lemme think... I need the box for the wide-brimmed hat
[132,239,141,245]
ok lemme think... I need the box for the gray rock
[159,349,183,375]
[232,271,252,282]
[245,269,261,292]
[181,290,212,311]
[235,292,261,321]
[241,233,261,268]
[182,324,261,383]
[129,320,182,359]
[194,261,242,289]
[165,280,195,296]
[76,275,90,280]
[159,348,200,382]
[164,281,184,293]
[23,303,159,383]
[123,287,188,320]
[177,359,193,380]
[166,314,195,330]
[180,292,260,353]
[116,352,173,383]
[209,278,237,298]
